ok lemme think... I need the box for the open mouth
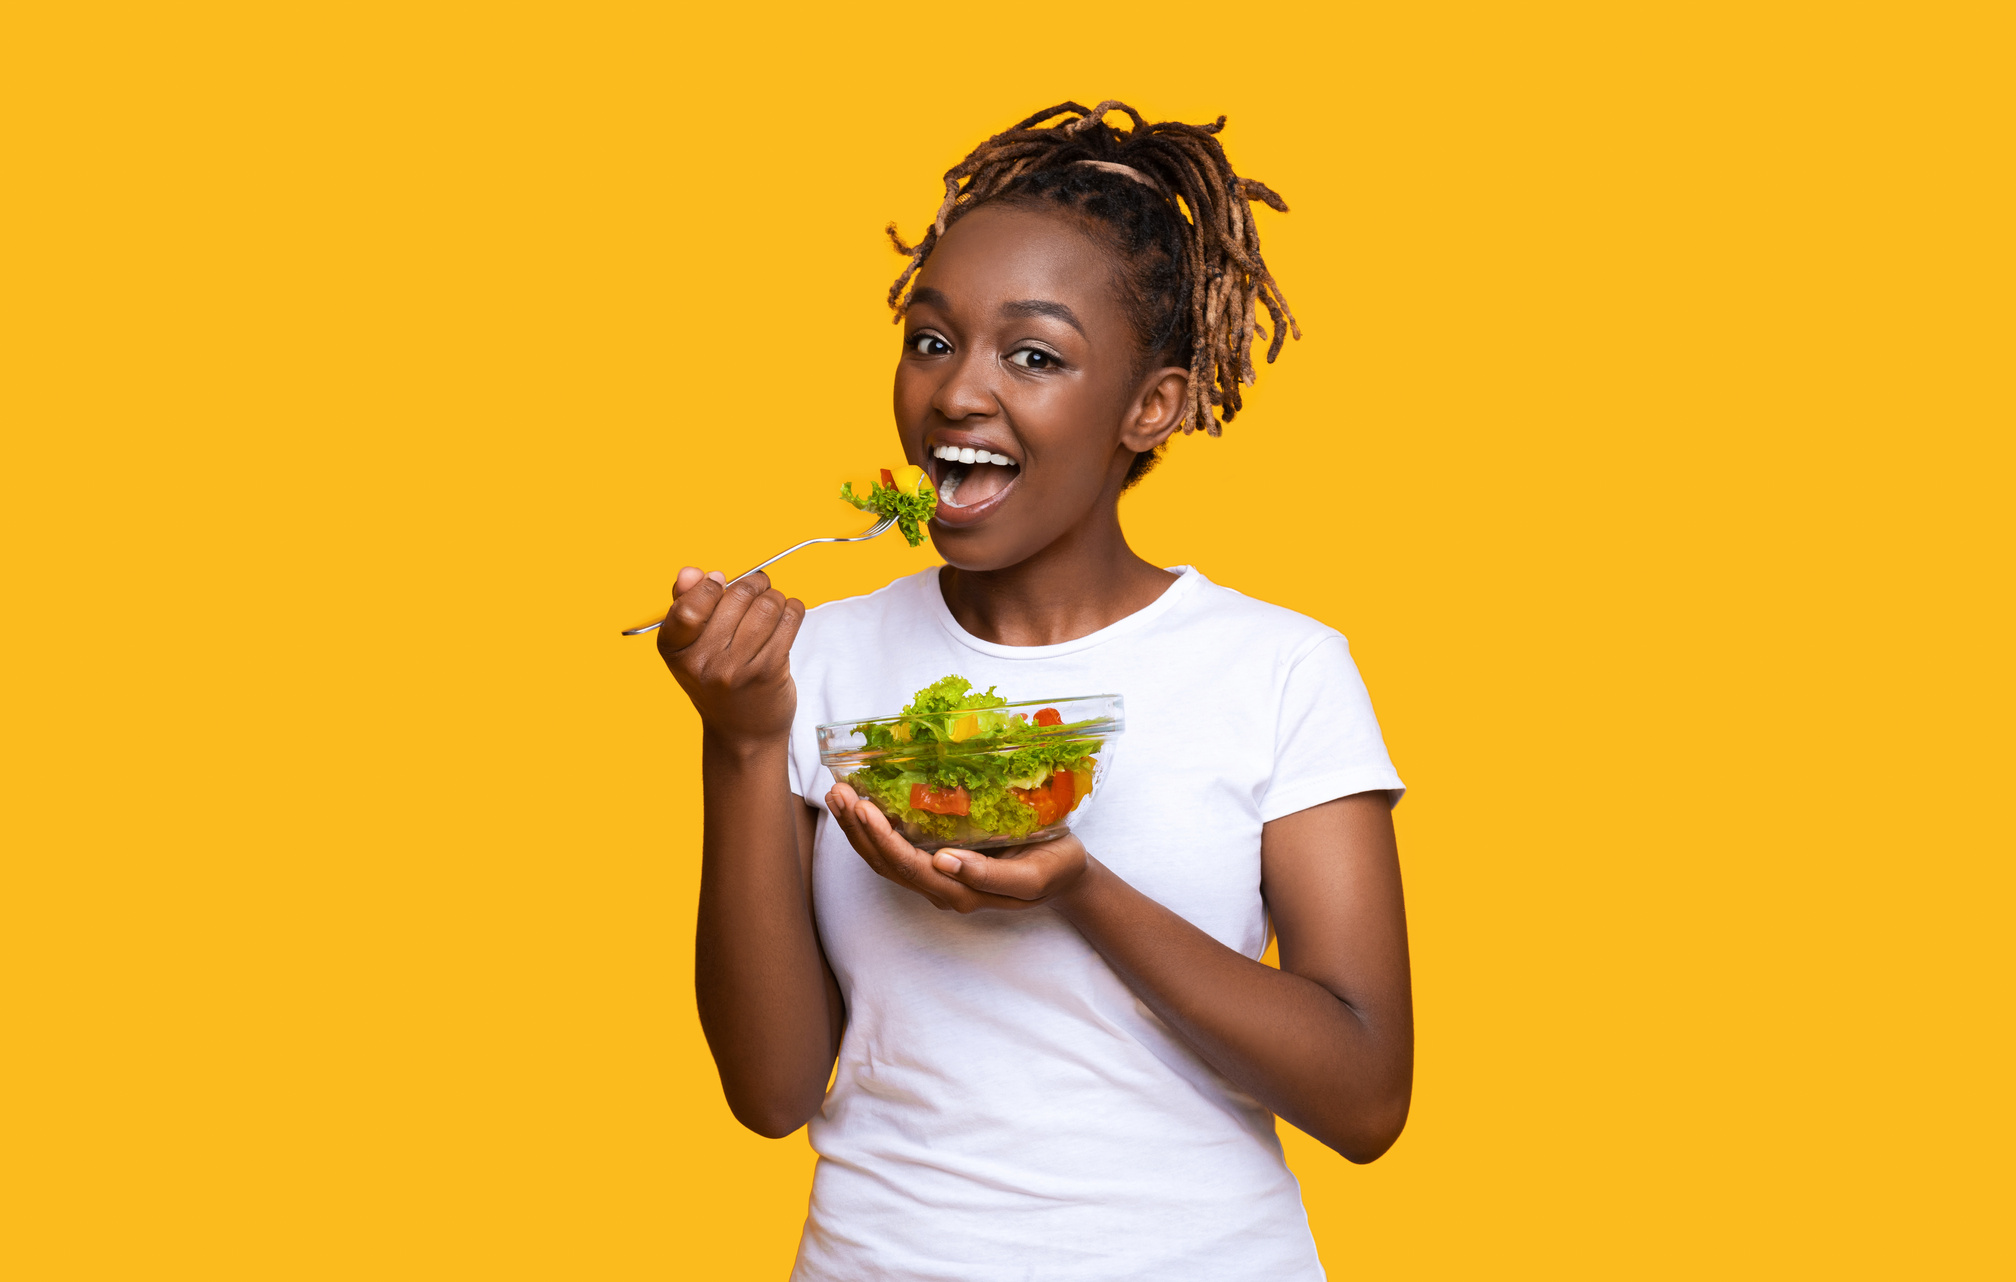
[929,443,1021,515]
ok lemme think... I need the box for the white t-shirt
[784,566,1404,1282]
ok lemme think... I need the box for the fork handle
[620,518,894,637]
[724,537,830,589]
[612,536,834,636]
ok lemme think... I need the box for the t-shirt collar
[927,565,1205,659]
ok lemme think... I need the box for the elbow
[729,1094,817,1140]
[723,1075,826,1139]
[1337,1116,1406,1165]
[1325,1090,1412,1165]
[739,1112,808,1141]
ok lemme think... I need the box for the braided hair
[886,101,1299,484]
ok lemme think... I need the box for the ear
[1118,366,1191,454]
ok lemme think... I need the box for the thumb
[930,849,973,877]
[932,848,1033,899]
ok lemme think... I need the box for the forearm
[1055,860,1410,1161]
[694,732,840,1137]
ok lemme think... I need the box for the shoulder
[792,567,940,653]
[1169,569,1347,666]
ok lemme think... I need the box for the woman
[656,102,1411,1280]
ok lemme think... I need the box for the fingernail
[933,853,961,875]
[707,570,726,584]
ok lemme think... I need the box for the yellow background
[5,2,2009,1277]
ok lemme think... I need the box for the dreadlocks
[886,101,1299,482]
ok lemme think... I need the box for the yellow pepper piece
[1070,761,1097,812]
[949,713,980,742]
[892,463,928,496]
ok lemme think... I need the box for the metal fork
[620,513,898,636]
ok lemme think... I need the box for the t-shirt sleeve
[786,716,811,801]
[1258,632,1406,823]
[786,681,826,804]
[784,618,832,805]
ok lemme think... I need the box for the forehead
[912,204,1122,324]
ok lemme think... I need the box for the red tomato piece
[909,782,970,816]
[1033,707,1063,727]
[1012,770,1075,828]
[1011,786,1060,827]
[879,467,896,490]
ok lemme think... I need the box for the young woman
[656,102,1411,1280]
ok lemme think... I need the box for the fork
[620,513,899,636]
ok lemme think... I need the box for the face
[893,204,1186,571]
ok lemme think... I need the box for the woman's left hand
[824,782,1090,913]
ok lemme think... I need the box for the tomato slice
[879,467,897,491]
[1012,769,1076,828]
[909,782,970,816]
[1033,707,1063,727]
[1011,786,1060,827]
[1049,769,1075,815]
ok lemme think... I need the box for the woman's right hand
[656,565,806,743]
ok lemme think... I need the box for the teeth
[931,445,1017,466]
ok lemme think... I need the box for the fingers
[726,572,796,659]
[929,845,1061,902]
[825,786,950,910]
[657,572,725,654]
[659,570,776,663]
[750,590,807,670]
[824,785,1035,913]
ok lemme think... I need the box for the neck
[938,496,1177,647]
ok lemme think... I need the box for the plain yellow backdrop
[4,1,2009,1277]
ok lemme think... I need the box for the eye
[1007,347,1060,371]
[909,333,952,357]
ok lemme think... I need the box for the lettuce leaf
[845,674,1105,845]
[841,477,937,548]
[903,674,1003,717]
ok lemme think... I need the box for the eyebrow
[1000,299,1085,336]
[906,288,1087,338]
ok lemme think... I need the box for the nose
[930,348,997,423]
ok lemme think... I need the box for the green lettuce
[841,477,936,548]
[845,674,1103,845]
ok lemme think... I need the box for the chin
[927,524,1034,573]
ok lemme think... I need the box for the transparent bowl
[817,694,1124,852]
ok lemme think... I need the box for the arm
[824,787,1412,1161]
[1057,795,1411,1161]
[660,566,844,1138]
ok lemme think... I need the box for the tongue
[950,463,1016,507]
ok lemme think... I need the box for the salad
[842,465,936,548]
[820,676,1123,851]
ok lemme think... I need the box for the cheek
[1022,383,1127,467]
[892,364,931,421]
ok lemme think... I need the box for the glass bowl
[817,694,1124,852]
